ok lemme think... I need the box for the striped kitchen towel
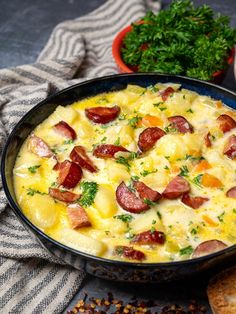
[0,0,161,313]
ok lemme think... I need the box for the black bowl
[1,73,236,283]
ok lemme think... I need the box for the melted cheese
[13,83,236,262]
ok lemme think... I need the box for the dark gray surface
[0,0,235,313]
[0,0,106,68]
[0,0,235,91]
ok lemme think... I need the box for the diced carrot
[189,149,201,158]
[202,215,218,227]
[201,173,223,188]
[171,165,180,173]
[194,160,211,172]
[140,115,163,127]
[215,101,223,109]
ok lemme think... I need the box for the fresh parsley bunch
[121,0,236,80]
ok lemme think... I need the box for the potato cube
[94,185,117,218]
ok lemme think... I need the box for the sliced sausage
[168,116,193,133]
[93,144,129,159]
[138,127,166,152]
[217,114,236,133]
[162,176,190,199]
[57,160,82,189]
[49,188,80,203]
[204,132,212,147]
[223,134,236,159]
[226,186,236,198]
[70,146,98,173]
[133,180,161,202]
[28,134,54,158]
[85,105,120,124]
[67,203,91,229]
[159,87,174,101]
[181,193,209,209]
[132,230,165,245]
[116,182,149,213]
[53,161,61,171]
[54,121,76,140]
[114,246,145,261]
[192,240,227,258]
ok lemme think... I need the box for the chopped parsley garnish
[233,208,236,214]
[152,219,156,225]
[131,175,140,181]
[114,214,134,224]
[63,139,74,145]
[101,136,107,143]
[140,169,157,177]
[125,229,135,239]
[153,102,164,107]
[186,108,194,113]
[156,211,162,220]
[128,116,142,129]
[127,180,136,193]
[118,113,127,120]
[50,182,59,187]
[179,165,189,177]
[28,165,41,174]
[105,230,110,235]
[27,188,46,196]
[100,124,110,129]
[96,97,108,104]
[143,198,157,206]
[150,226,156,233]
[116,157,131,170]
[190,228,198,235]
[164,165,169,170]
[115,246,124,255]
[179,245,193,256]
[191,174,203,188]
[116,152,138,171]
[114,137,120,146]
[217,211,225,222]
[185,154,205,162]
[79,181,98,207]
[164,124,177,133]
[114,214,135,238]
[51,147,67,154]
[147,85,159,93]
[159,107,167,111]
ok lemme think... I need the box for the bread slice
[207,267,236,314]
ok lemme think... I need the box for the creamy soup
[13,83,236,262]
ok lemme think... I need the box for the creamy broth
[14,83,236,262]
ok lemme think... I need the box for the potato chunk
[107,160,130,182]
[55,228,107,256]
[25,194,59,229]
[94,185,117,218]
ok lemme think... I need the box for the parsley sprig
[79,181,98,207]
[122,0,236,80]
[28,165,41,174]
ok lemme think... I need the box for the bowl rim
[2,72,236,268]
[112,22,235,77]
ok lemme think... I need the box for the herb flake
[179,245,193,256]
[28,165,41,174]
[79,181,98,207]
